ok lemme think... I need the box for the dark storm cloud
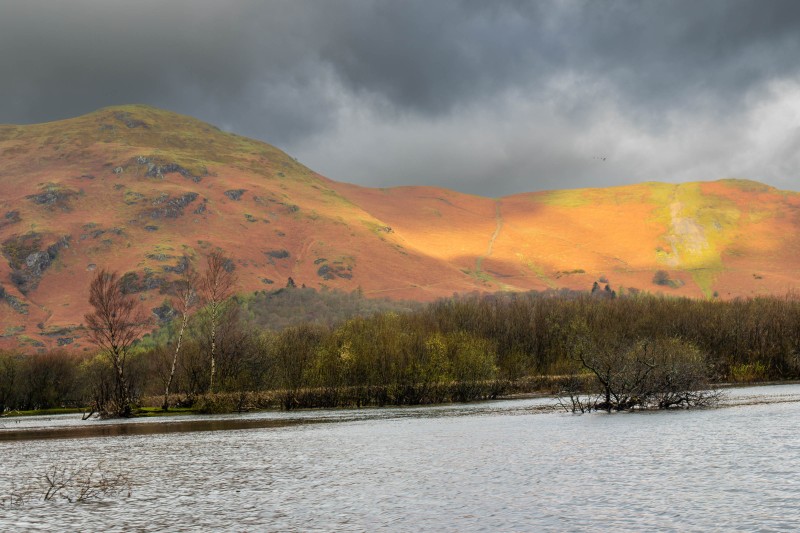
[2,0,800,195]
[0,1,326,140]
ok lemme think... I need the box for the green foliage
[653,270,684,288]
[730,362,768,383]
[4,288,800,413]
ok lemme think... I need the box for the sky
[2,0,800,196]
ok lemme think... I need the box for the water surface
[2,385,799,531]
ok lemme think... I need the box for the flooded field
[2,385,800,531]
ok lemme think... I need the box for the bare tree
[2,462,131,506]
[200,251,237,393]
[162,262,198,410]
[41,463,130,503]
[577,338,657,412]
[556,374,593,414]
[84,269,149,417]
[568,319,720,411]
[643,338,723,408]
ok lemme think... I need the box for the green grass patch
[320,187,358,209]
[462,268,495,285]
[517,255,557,288]
[1,407,87,417]
[132,406,200,417]
[361,220,392,238]
[689,268,721,299]
[652,182,741,270]
[538,189,591,207]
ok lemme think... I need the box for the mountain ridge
[1,105,799,351]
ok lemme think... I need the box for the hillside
[1,105,799,351]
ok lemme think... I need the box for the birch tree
[200,251,237,393]
[162,262,198,410]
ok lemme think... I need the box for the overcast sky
[2,0,800,196]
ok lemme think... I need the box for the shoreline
[3,378,798,420]
[2,381,800,443]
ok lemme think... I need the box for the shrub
[653,270,671,286]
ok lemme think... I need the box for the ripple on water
[1,385,800,531]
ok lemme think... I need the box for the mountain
[1,105,799,351]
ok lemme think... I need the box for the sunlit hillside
[1,105,798,350]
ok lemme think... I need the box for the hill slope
[1,105,799,350]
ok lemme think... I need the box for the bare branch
[84,269,150,416]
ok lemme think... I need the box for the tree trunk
[114,360,130,417]
[209,303,217,394]
[163,312,188,410]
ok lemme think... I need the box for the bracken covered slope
[1,105,799,350]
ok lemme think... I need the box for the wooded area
[2,277,799,415]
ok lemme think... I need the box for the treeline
[0,350,89,412]
[2,289,800,413]
[240,286,420,331]
[138,285,419,350]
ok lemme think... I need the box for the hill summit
[1,105,799,350]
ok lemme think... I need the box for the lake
[2,384,800,531]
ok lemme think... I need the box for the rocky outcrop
[224,189,246,201]
[316,260,354,280]
[0,284,29,315]
[26,184,80,211]
[0,211,20,229]
[162,256,189,274]
[265,249,290,259]
[79,224,124,241]
[135,156,206,182]
[2,233,70,294]
[148,192,199,219]
[119,270,166,294]
[146,253,174,262]
[114,111,149,129]
[151,303,177,324]
[124,191,146,205]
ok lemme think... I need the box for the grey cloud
[2,0,800,195]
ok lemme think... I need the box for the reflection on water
[2,384,800,531]
[0,417,315,442]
